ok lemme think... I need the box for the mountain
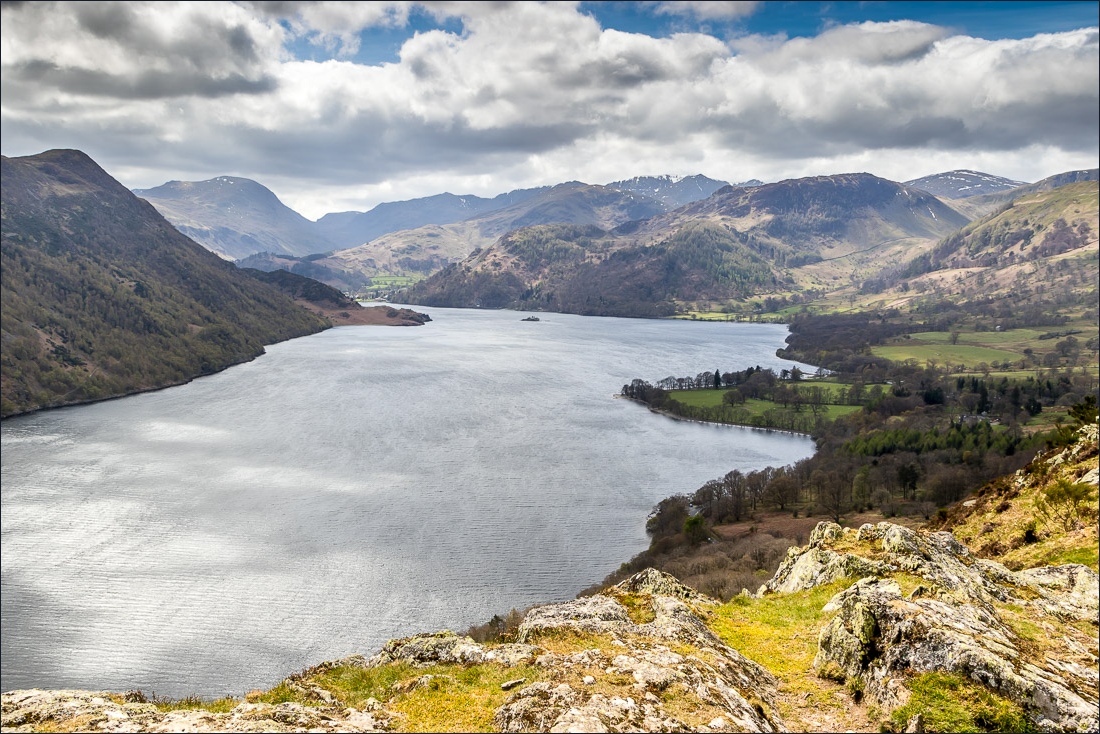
[134,176,336,260]
[605,174,730,207]
[886,180,1099,310]
[904,169,1028,200]
[314,187,549,249]
[405,173,969,316]
[949,168,1100,219]
[240,268,432,326]
[307,182,669,287]
[1,150,330,418]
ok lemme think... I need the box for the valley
[2,150,1097,734]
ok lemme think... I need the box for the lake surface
[1,307,815,697]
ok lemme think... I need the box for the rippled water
[1,307,814,697]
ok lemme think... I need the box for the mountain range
[135,173,735,264]
[131,163,1098,321]
[405,173,972,316]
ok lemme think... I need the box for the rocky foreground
[3,516,1098,733]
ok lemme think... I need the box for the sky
[2,1,1097,219]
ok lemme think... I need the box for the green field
[871,343,1021,366]
[872,324,1099,370]
[670,389,863,422]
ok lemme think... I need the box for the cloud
[0,1,283,99]
[1,2,1096,218]
[653,1,760,21]
[246,0,413,56]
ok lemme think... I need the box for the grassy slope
[930,425,1099,571]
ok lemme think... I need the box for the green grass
[872,324,1100,371]
[150,695,239,713]
[1047,545,1100,568]
[309,662,542,732]
[889,672,1034,732]
[671,388,863,422]
[872,343,1022,367]
[709,580,855,679]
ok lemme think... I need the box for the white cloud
[653,1,760,21]
[1,2,1096,218]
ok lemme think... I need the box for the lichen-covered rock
[814,577,1099,732]
[366,630,488,666]
[493,682,581,733]
[761,520,1100,731]
[758,543,891,596]
[1016,564,1099,620]
[614,568,713,603]
[507,571,784,732]
[0,690,387,733]
[516,595,633,640]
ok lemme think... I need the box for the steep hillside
[315,188,549,249]
[877,180,1099,313]
[605,174,730,207]
[134,177,336,260]
[314,182,668,287]
[904,169,1028,199]
[408,173,969,316]
[1,150,329,418]
[931,412,1099,571]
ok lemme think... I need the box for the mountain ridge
[904,169,1029,199]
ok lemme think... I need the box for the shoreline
[614,393,815,438]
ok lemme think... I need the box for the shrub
[1036,478,1097,531]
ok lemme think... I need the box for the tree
[1069,395,1098,427]
[722,388,745,405]
[721,469,748,522]
[713,369,722,389]
[683,514,709,544]
[817,471,850,523]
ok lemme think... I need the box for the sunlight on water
[2,308,815,697]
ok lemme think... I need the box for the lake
[1,307,815,697]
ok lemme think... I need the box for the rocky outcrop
[814,578,1097,732]
[768,520,1099,732]
[0,689,387,733]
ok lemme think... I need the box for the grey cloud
[6,60,277,100]
[68,2,263,67]
[2,1,276,101]
[73,2,135,40]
